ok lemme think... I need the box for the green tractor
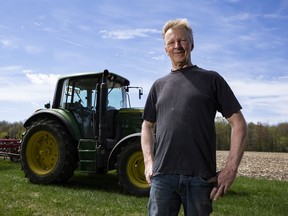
[20,70,149,196]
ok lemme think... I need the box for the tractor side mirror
[139,88,143,99]
[44,102,51,109]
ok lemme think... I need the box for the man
[141,18,247,216]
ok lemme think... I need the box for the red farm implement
[0,139,21,162]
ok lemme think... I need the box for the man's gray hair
[162,18,194,45]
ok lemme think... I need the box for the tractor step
[78,139,97,172]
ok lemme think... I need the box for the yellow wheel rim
[127,151,149,189]
[26,131,59,175]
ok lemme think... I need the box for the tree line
[1,119,287,152]
[215,117,288,152]
[0,121,24,139]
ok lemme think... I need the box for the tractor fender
[23,109,81,141]
[107,132,141,170]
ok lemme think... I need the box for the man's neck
[171,62,193,71]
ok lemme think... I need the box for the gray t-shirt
[142,65,242,179]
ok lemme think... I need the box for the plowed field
[217,151,288,181]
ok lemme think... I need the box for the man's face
[164,28,193,69]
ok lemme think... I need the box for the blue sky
[0,0,287,124]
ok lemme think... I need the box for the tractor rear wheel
[20,118,78,184]
[117,141,150,196]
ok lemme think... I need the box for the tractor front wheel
[117,141,150,196]
[20,118,78,184]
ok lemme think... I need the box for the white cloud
[0,65,22,72]
[0,39,18,49]
[224,11,288,23]
[1,38,43,53]
[52,35,84,47]
[25,71,60,85]
[231,79,288,97]
[152,55,165,61]
[0,69,59,104]
[99,28,160,40]
[229,78,288,124]
[24,45,43,54]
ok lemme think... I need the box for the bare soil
[217,151,288,181]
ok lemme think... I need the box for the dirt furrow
[216,151,288,181]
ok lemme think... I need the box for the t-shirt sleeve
[142,83,157,123]
[215,74,242,118]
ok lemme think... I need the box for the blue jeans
[148,175,213,216]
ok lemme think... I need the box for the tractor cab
[52,71,142,141]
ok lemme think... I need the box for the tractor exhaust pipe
[98,69,109,148]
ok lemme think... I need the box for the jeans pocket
[198,176,217,187]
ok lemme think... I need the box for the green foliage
[215,117,231,150]
[215,118,288,152]
[0,120,25,139]
[0,159,287,216]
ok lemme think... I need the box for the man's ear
[191,42,194,51]
[165,46,168,55]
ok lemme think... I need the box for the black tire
[116,141,150,196]
[20,118,78,184]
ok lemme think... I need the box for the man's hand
[210,167,237,200]
[144,160,153,185]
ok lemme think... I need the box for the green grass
[211,178,288,216]
[0,159,287,216]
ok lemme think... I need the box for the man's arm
[141,120,155,185]
[210,110,247,200]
